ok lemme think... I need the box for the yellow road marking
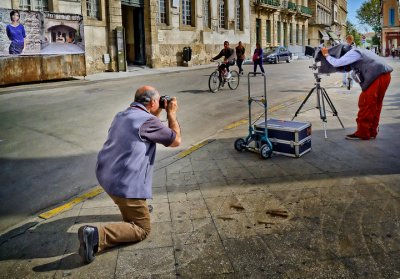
[175,139,213,159]
[38,96,303,220]
[39,186,104,220]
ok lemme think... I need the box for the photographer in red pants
[321,47,393,140]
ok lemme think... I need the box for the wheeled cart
[234,73,312,159]
[234,72,273,159]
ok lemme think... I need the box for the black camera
[159,95,171,109]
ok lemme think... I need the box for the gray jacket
[350,48,393,91]
[96,103,156,199]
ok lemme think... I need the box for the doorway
[122,4,146,65]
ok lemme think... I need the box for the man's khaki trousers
[98,195,151,252]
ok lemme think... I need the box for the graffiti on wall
[0,8,84,56]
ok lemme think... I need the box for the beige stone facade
[251,0,312,54]
[251,0,311,53]
[307,0,347,47]
[2,0,346,76]
[381,0,400,56]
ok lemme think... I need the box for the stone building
[1,0,251,75]
[381,0,400,56]
[251,0,312,54]
[307,0,347,47]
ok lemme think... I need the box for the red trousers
[355,73,391,139]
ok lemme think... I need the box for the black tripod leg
[292,87,316,120]
[321,88,345,128]
[317,87,327,122]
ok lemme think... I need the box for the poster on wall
[0,8,84,56]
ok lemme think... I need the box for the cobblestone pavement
[0,58,399,279]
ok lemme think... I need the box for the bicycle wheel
[208,72,221,93]
[228,70,240,90]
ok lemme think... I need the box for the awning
[319,30,329,40]
[328,31,339,40]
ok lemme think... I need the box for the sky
[347,0,373,33]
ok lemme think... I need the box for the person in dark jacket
[253,43,265,75]
[77,86,181,264]
[321,46,393,140]
[211,41,236,79]
[235,41,245,75]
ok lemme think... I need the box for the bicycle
[208,61,240,93]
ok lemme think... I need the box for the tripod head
[309,63,322,83]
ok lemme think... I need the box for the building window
[20,0,49,11]
[219,0,225,29]
[87,0,101,19]
[296,24,299,44]
[235,0,241,30]
[289,23,293,44]
[389,8,395,26]
[182,0,192,26]
[35,0,48,11]
[157,0,167,24]
[266,20,271,43]
[19,0,31,10]
[203,0,210,28]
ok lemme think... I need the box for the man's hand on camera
[166,97,178,115]
[321,48,329,57]
[166,97,181,147]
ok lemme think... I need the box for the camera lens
[159,95,171,109]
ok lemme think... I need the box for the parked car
[263,46,292,64]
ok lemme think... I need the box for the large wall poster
[0,8,84,56]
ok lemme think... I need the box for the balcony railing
[257,0,280,7]
[299,5,312,15]
[288,1,297,11]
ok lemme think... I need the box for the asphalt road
[0,59,340,232]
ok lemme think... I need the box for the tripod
[292,69,344,138]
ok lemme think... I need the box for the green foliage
[371,35,380,46]
[356,0,381,33]
[346,21,362,46]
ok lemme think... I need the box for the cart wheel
[260,144,272,159]
[234,138,246,152]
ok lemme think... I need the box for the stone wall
[0,54,86,85]
[148,0,251,68]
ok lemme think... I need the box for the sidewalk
[0,59,399,278]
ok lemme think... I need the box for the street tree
[356,0,381,34]
[346,21,362,46]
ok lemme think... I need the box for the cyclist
[210,41,236,79]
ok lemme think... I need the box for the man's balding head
[134,86,160,105]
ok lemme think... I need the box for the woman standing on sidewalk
[253,43,265,75]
